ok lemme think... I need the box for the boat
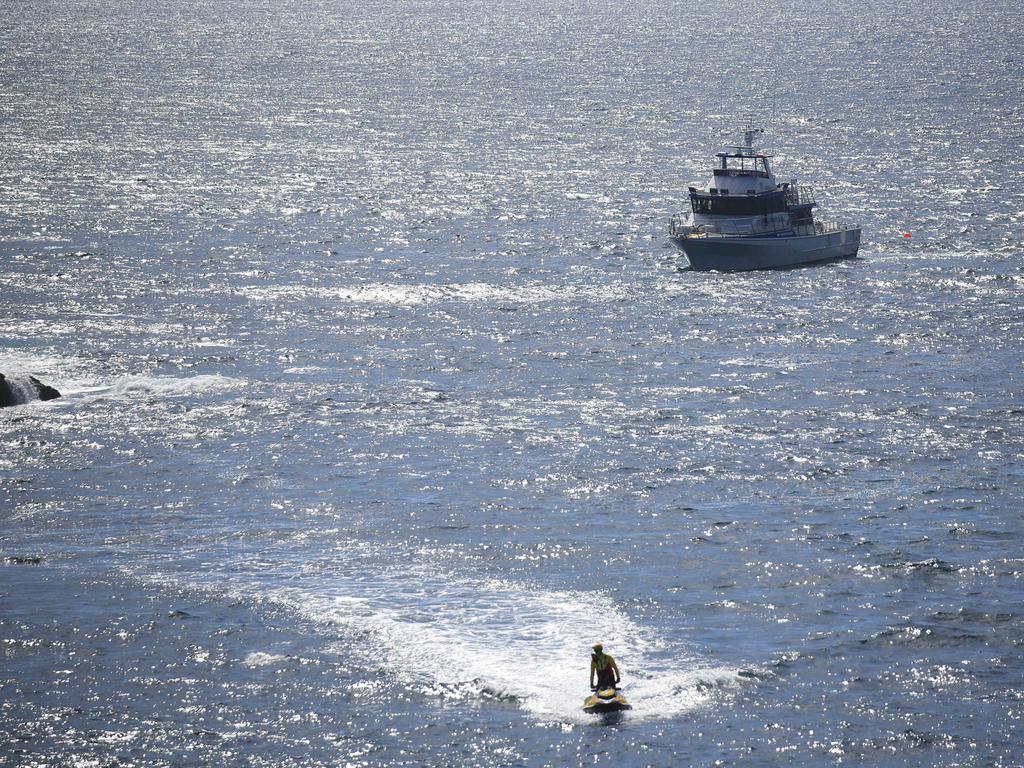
[583,686,631,714]
[669,127,861,271]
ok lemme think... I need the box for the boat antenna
[766,53,784,161]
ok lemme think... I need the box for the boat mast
[743,126,763,154]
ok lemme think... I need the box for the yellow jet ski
[583,686,631,714]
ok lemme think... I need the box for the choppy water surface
[2,0,1023,765]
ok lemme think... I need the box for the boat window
[690,191,788,216]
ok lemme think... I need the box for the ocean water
[2,0,1023,765]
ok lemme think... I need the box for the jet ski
[583,686,631,714]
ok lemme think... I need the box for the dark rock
[4,555,43,565]
[29,376,61,401]
[0,373,12,408]
[0,372,61,407]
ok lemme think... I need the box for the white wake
[155,560,746,723]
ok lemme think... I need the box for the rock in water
[0,373,15,407]
[29,376,61,401]
[0,372,62,407]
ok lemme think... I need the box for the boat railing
[814,220,858,234]
[686,218,791,237]
[672,212,858,239]
[669,214,691,235]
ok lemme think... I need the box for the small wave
[930,608,1017,625]
[862,624,985,648]
[824,727,958,758]
[241,651,293,668]
[97,374,243,399]
[893,728,957,750]
[965,558,1024,579]
[857,557,960,575]
[947,525,1015,540]
[885,557,959,574]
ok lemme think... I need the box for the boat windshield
[717,153,770,175]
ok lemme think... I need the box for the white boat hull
[672,226,861,271]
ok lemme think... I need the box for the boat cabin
[709,149,775,195]
[690,187,787,217]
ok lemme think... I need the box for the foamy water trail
[0,355,245,403]
[152,561,744,723]
[90,374,244,399]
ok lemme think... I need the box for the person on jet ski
[590,643,621,690]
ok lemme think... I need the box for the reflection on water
[2,0,1023,765]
